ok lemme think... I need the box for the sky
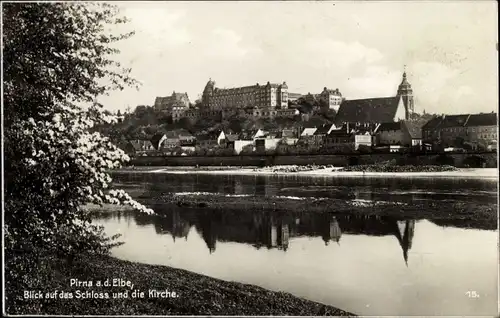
[97,1,498,115]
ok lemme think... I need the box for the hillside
[95,106,337,143]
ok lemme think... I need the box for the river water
[94,172,499,316]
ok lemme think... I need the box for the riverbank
[115,166,498,179]
[7,253,354,316]
[128,152,498,168]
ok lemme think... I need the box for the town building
[311,124,337,146]
[195,134,218,149]
[334,71,415,125]
[233,130,256,154]
[159,131,180,150]
[180,108,221,123]
[221,133,239,149]
[251,107,298,118]
[129,139,155,154]
[422,113,497,150]
[276,128,299,145]
[319,87,343,112]
[374,121,423,147]
[323,123,374,152]
[254,131,282,152]
[178,129,196,143]
[300,126,317,137]
[154,91,191,114]
[202,79,289,111]
[195,130,226,149]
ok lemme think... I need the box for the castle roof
[322,87,342,96]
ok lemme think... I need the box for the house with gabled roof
[129,139,155,154]
[196,133,218,148]
[374,121,423,148]
[404,121,423,147]
[151,133,167,150]
[300,126,317,137]
[178,129,196,142]
[323,123,374,152]
[159,131,181,150]
[221,133,239,149]
[312,124,337,146]
[276,128,299,146]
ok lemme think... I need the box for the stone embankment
[339,160,458,173]
[270,164,333,173]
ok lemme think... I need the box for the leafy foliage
[3,3,154,312]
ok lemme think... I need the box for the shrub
[3,3,154,312]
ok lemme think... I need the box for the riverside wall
[129,152,498,168]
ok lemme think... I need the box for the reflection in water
[105,209,417,267]
[95,209,497,316]
[395,220,415,266]
[96,172,497,316]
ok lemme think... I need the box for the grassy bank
[6,253,354,316]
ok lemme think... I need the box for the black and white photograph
[2,1,499,316]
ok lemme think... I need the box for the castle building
[319,87,343,112]
[334,71,415,125]
[201,79,289,110]
[154,91,191,114]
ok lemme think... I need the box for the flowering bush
[3,2,154,276]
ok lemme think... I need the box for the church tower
[397,69,414,119]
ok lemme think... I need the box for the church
[334,71,414,126]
